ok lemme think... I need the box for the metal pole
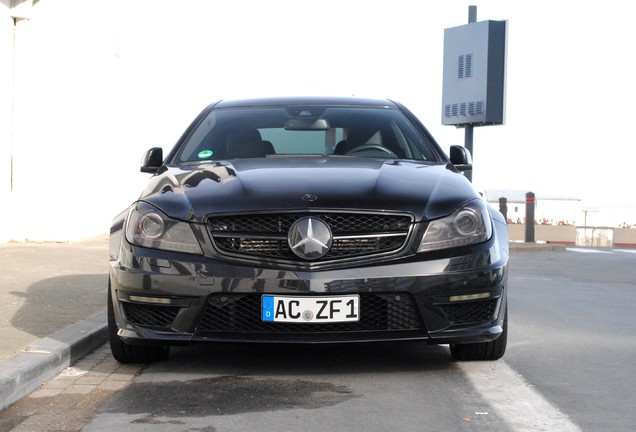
[499,197,508,222]
[525,192,536,243]
[464,125,473,182]
[464,6,477,183]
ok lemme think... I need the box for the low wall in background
[614,228,636,248]
[507,224,636,248]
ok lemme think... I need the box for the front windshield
[175,106,439,163]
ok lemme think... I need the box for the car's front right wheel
[449,307,508,361]
[107,282,170,364]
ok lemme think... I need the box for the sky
[108,0,636,210]
[13,0,636,240]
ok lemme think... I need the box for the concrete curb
[509,242,567,253]
[0,311,108,412]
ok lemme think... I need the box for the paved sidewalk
[0,344,142,431]
[0,237,110,411]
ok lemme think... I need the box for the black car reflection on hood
[141,157,477,223]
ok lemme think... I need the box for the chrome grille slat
[208,212,412,262]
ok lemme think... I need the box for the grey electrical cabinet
[442,20,507,126]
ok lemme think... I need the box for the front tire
[108,282,170,363]
[450,307,508,361]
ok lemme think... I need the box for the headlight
[125,202,203,254]
[418,199,492,252]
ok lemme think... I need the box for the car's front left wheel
[107,282,170,364]
[449,306,508,361]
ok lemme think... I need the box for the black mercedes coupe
[108,97,508,362]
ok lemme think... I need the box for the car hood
[138,157,479,222]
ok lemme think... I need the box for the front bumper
[109,236,508,346]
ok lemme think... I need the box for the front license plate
[262,295,360,323]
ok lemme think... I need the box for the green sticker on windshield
[198,150,214,159]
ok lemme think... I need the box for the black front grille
[208,212,412,262]
[196,293,423,334]
[122,302,180,328]
[440,299,499,325]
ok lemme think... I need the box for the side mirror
[140,147,163,173]
[449,145,472,172]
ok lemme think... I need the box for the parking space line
[566,248,612,254]
[457,361,583,432]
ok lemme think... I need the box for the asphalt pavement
[0,237,563,412]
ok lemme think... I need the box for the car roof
[211,96,399,109]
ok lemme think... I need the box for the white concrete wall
[0,1,17,242]
[3,0,157,241]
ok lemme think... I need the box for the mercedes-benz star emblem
[288,217,333,260]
